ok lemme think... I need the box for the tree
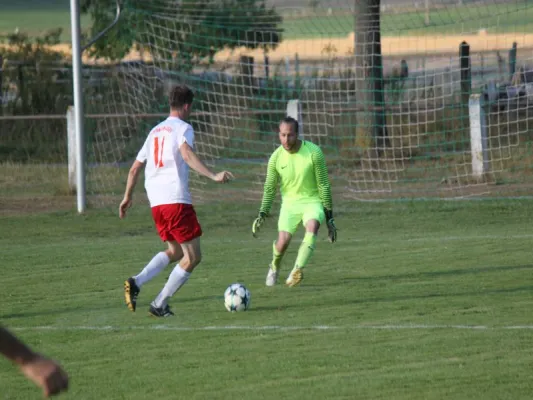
[308,0,321,12]
[353,0,387,153]
[0,29,69,115]
[0,30,72,162]
[80,0,282,69]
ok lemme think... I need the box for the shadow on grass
[344,285,533,307]
[250,284,533,311]
[1,295,222,320]
[344,264,533,282]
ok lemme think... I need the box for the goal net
[84,0,533,207]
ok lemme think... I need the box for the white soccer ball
[224,283,251,312]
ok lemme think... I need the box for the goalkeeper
[252,116,337,287]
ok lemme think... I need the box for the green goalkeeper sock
[295,232,316,269]
[271,241,284,271]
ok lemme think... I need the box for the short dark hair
[281,116,299,134]
[169,84,194,109]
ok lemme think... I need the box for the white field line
[10,324,533,332]
[404,234,533,242]
[214,234,533,244]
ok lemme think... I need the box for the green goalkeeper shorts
[278,202,325,235]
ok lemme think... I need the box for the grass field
[283,2,533,38]
[0,0,90,41]
[1,1,533,41]
[1,199,532,399]
[0,10,91,40]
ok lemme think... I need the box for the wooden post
[459,41,471,107]
[509,41,517,81]
[0,55,3,112]
[264,54,269,81]
[17,63,26,112]
[294,53,301,94]
[239,55,254,88]
[496,51,504,81]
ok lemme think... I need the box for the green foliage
[0,30,72,162]
[0,29,69,115]
[80,0,282,68]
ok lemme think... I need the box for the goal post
[69,0,86,213]
[79,0,533,205]
[69,0,122,213]
[66,106,77,191]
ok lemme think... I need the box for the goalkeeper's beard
[283,141,298,153]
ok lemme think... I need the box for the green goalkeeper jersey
[260,140,333,214]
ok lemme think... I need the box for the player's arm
[260,152,279,215]
[253,152,279,237]
[311,147,337,242]
[0,326,69,397]
[119,159,145,219]
[311,146,333,211]
[123,160,144,201]
[120,135,149,218]
[179,128,233,183]
[179,142,233,183]
[0,326,37,366]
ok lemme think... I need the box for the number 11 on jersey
[154,136,165,168]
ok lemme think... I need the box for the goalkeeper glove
[252,212,267,238]
[324,209,337,243]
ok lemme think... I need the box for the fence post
[509,41,517,81]
[459,41,471,107]
[264,54,269,81]
[0,55,3,108]
[67,106,77,191]
[295,53,301,93]
[239,55,254,88]
[468,94,489,179]
[17,63,26,112]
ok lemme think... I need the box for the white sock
[152,265,191,308]
[134,252,170,288]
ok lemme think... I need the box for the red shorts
[151,203,202,243]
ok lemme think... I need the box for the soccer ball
[224,283,251,312]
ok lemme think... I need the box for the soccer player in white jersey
[119,84,234,317]
[252,117,337,287]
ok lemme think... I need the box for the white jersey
[136,116,194,207]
